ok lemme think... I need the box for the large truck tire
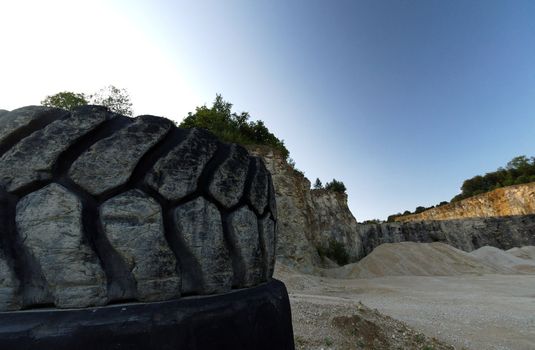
[0,105,293,349]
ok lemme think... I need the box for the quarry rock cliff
[247,146,362,271]
[249,146,535,271]
[396,182,535,222]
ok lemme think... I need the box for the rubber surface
[0,105,277,309]
[0,279,294,350]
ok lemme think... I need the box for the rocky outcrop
[358,215,535,257]
[396,182,535,222]
[248,145,535,272]
[247,146,320,271]
[247,146,362,271]
[311,189,361,259]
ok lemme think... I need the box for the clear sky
[1,0,534,220]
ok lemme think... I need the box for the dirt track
[276,243,535,349]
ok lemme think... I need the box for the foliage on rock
[313,178,323,189]
[41,91,88,111]
[41,85,133,116]
[452,155,535,202]
[89,85,133,116]
[324,179,347,193]
[180,94,289,160]
[317,238,350,266]
[388,155,535,221]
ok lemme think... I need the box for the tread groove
[52,115,132,177]
[56,176,137,301]
[241,156,259,216]
[0,190,52,307]
[221,212,246,288]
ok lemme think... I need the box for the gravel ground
[276,265,535,350]
[290,295,455,350]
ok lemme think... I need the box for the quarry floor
[276,266,535,350]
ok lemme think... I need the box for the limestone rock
[69,115,172,196]
[247,146,322,271]
[227,206,262,287]
[248,157,269,215]
[0,106,109,192]
[16,183,107,308]
[174,197,232,294]
[208,144,250,208]
[146,128,218,201]
[311,189,362,260]
[358,215,535,257]
[101,190,180,301]
[396,182,535,222]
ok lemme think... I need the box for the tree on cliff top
[451,155,535,202]
[41,85,133,116]
[313,178,323,189]
[324,179,346,193]
[180,94,289,160]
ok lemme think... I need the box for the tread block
[69,115,172,196]
[101,190,180,301]
[146,128,218,201]
[0,106,63,146]
[208,144,250,208]
[227,206,263,287]
[0,252,20,311]
[16,184,107,308]
[174,197,232,294]
[268,173,277,218]
[248,157,270,215]
[260,217,276,279]
[0,106,109,192]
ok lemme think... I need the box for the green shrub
[451,155,535,202]
[324,179,347,193]
[180,94,289,160]
[317,238,350,265]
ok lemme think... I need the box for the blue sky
[1,0,534,220]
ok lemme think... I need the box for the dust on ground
[276,243,535,350]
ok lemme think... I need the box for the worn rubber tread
[0,105,277,311]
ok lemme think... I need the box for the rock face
[397,182,535,222]
[358,216,535,257]
[311,189,361,259]
[248,146,362,271]
[248,145,535,272]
